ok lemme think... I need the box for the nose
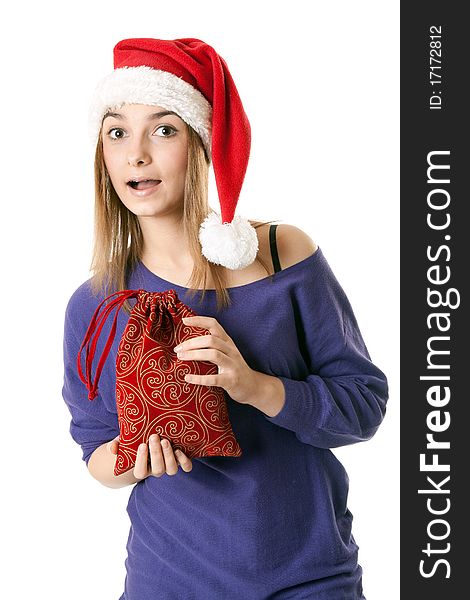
[127,138,151,167]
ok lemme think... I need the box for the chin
[118,191,184,218]
[120,196,162,215]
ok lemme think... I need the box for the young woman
[62,37,388,600]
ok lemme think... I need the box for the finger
[174,449,193,473]
[160,438,179,476]
[148,434,166,477]
[107,437,119,455]
[182,316,231,341]
[177,348,229,365]
[184,372,222,386]
[133,443,150,480]
[175,334,233,355]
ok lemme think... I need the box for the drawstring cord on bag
[77,289,141,400]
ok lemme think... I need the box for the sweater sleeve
[61,286,120,466]
[264,251,389,449]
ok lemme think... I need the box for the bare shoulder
[249,221,318,277]
[274,224,318,270]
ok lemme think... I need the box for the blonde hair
[89,120,277,312]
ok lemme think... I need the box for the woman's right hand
[107,433,193,480]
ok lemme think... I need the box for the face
[101,104,189,219]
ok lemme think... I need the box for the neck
[138,214,193,270]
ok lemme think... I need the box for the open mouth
[127,179,162,190]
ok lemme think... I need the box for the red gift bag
[77,288,242,476]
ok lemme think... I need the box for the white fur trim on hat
[199,212,258,270]
[88,66,212,158]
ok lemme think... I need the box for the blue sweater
[62,247,388,599]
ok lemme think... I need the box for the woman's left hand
[174,315,260,406]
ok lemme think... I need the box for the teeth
[129,179,147,188]
[128,179,160,190]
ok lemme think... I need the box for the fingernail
[161,439,169,448]
[174,345,181,352]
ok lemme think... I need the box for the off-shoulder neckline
[136,247,322,292]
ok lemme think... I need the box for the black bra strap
[269,224,282,273]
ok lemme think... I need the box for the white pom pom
[199,213,259,270]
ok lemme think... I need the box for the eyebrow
[102,110,180,122]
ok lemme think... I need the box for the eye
[154,125,176,137]
[107,127,126,140]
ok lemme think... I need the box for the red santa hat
[89,37,257,270]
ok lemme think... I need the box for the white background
[0,1,399,598]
